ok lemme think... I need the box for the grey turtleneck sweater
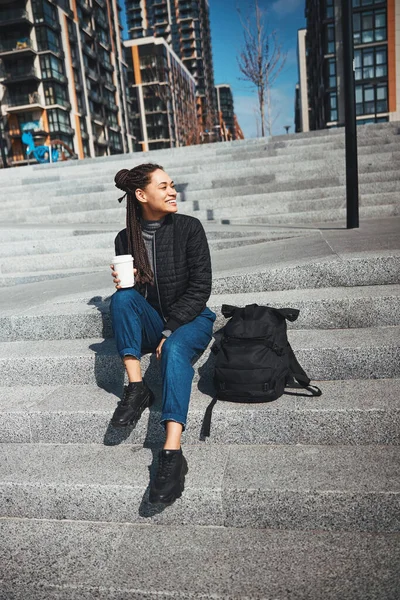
[140,217,171,338]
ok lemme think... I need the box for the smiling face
[135,169,178,221]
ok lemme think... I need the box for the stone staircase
[0,123,399,599]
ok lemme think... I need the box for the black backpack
[202,304,322,437]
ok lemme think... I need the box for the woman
[110,163,215,505]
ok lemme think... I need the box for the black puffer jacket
[115,213,212,332]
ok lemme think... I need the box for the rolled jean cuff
[161,414,186,432]
[120,347,141,360]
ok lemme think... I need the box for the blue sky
[120,0,306,138]
[210,0,306,137]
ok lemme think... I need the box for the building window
[36,26,61,54]
[352,0,384,6]
[326,91,338,121]
[44,82,69,107]
[325,57,337,89]
[325,23,335,54]
[325,0,334,18]
[353,9,387,45]
[40,55,65,82]
[47,108,72,134]
[354,46,387,81]
[356,82,388,116]
[32,0,58,27]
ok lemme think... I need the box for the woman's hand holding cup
[110,262,137,290]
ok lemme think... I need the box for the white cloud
[271,0,304,17]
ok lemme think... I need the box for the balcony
[82,23,95,37]
[91,112,106,124]
[103,78,116,92]
[49,124,74,135]
[94,135,109,146]
[101,61,114,73]
[0,38,37,56]
[47,100,72,111]
[82,44,97,60]
[77,0,93,14]
[2,68,40,85]
[94,12,108,30]
[89,90,103,104]
[86,66,98,81]
[0,9,33,27]
[6,91,44,110]
[7,120,47,137]
[107,102,119,113]
[42,71,68,84]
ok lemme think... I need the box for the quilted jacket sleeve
[165,219,212,331]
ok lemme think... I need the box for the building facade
[124,36,196,151]
[303,0,399,130]
[215,84,244,141]
[296,28,310,132]
[125,0,217,135]
[0,0,132,166]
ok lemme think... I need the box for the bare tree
[237,0,286,137]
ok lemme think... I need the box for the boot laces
[119,386,133,406]
[157,454,174,480]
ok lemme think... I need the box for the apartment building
[125,0,217,134]
[215,84,244,141]
[303,0,399,130]
[0,0,132,166]
[124,36,196,151]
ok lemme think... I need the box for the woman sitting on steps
[110,163,216,505]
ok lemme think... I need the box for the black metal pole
[341,0,359,228]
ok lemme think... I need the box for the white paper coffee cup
[112,254,134,288]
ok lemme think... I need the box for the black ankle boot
[111,381,154,428]
[149,448,188,505]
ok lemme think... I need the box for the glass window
[47,108,72,134]
[354,9,386,45]
[354,46,387,81]
[352,0,383,6]
[325,23,335,54]
[355,82,388,116]
[44,82,69,107]
[40,54,66,82]
[325,0,334,18]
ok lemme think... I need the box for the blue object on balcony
[22,131,59,163]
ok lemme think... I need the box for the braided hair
[115,163,163,285]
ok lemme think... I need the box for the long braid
[115,163,163,286]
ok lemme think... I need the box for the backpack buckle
[273,344,284,356]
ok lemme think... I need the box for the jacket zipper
[153,232,167,323]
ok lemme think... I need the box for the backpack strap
[285,344,322,398]
[200,397,218,439]
[221,304,238,318]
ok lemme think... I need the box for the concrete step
[0,228,279,258]
[2,149,399,203]
[196,192,400,221]
[230,203,400,225]
[0,266,105,287]
[1,284,398,342]
[0,326,398,387]
[0,443,398,532]
[212,252,400,293]
[2,136,398,193]
[1,379,399,446]
[0,234,277,274]
[1,519,398,600]
[3,247,397,289]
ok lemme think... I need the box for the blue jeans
[110,288,216,429]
